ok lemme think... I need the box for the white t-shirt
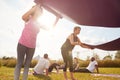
[33,57,50,74]
[86,60,98,72]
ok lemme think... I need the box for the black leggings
[74,68,91,73]
[48,63,60,72]
[61,49,73,72]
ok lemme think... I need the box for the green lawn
[0,67,120,80]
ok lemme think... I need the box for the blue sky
[0,0,120,60]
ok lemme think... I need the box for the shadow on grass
[33,74,51,80]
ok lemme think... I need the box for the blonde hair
[74,26,81,32]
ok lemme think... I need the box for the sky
[0,0,120,60]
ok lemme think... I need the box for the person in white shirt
[74,57,99,73]
[33,54,50,76]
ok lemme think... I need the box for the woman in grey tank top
[61,26,93,80]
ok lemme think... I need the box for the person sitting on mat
[33,53,50,76]
[74,57,99,73]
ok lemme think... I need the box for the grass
[0,67,120,80]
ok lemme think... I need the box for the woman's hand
[79,43,94,49]
[22,5,38,22]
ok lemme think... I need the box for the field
[0,67,120,80]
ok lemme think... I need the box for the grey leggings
[14,43,35,80]
[61,49,73,72]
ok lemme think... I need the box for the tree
[103,55,112,60]
[86,56,90,61]
[93,53,100,60]
[115,51,120,59]
[2,56,15,60]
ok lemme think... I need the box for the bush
[98,60,120,67]
[30,60,38,68]
[57,59,64,65]
[2,59,38,68]
[6,59,16,67]
[2,60,9,66]
[1,59,16,67]
[79,60,89,67]
[79,60,120,67]
[0,59,1,67]
[1,58,120,68]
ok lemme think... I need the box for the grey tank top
[61,33,79,50]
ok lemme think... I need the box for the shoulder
[93,60,98,65]
[45,59,50,63]
[25,17,33,24]
[68,33,74,38]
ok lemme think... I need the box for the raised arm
[22,5,37,22]
[53,17,60,27]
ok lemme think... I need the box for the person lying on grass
[73,57,99,73]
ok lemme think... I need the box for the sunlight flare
[37,9,56,30]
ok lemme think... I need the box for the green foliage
[1,56,16,67]
[30,60,38,68]
[115,51,120,59]
[2,59,16,67]
[2,56,15,60]
[103,55,112,60]
[56,59,64,65]
[6,59,16,67]
[0,59,1,67]
[98,60,120,67]
[78,59,120,67]
[1,57,120,68]
[79,60,89,67]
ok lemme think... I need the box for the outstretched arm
[78,38,93,49]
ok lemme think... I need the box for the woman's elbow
[71,42,76,45]
[22,16,28,22]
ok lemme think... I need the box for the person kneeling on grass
[33,53,50,76]
[74,57,99,73]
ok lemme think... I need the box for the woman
[61,26,92,80]
[14,4,59,80]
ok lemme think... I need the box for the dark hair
[74,26,81,32]
[91,57,95,61]
[44,53,48,59]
